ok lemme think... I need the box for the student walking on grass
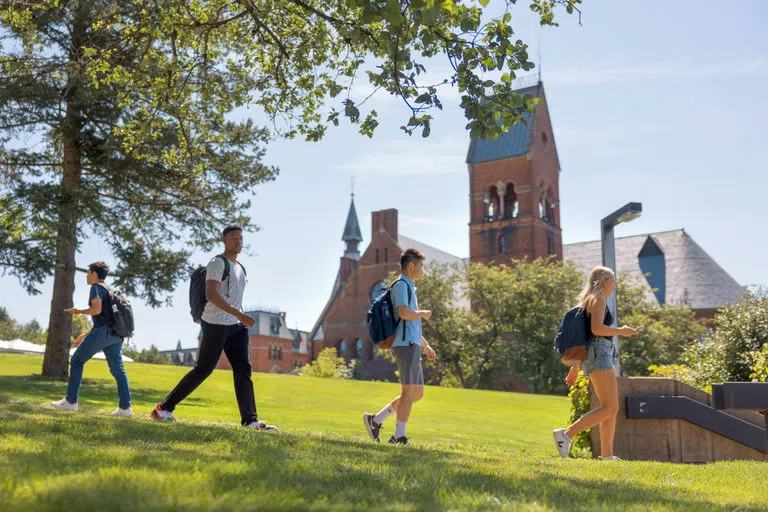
[363,248,436,445]
[151,224,278,431]
[51,262,132,416]
[553,266,639,460]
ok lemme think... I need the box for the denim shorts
[580,337,617,376]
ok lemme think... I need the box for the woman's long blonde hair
[577,266,615,309]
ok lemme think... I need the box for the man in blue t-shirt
[363,248,436,445]
[51,261,132,416]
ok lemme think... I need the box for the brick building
[165,309,311,373]
[466,82,563,264]
[309,199,467,380]
[214,309,311,373]
[309,81,744,381]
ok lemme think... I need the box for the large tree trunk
[41,133,82,378]
[41,8,85,378]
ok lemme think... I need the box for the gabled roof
[398,235,466,267]
[466,83,541,164]
[342,198,363,242]
[563,229,745,310]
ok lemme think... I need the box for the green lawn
[0,353,766,511]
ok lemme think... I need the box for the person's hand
[619,325,639,336]
[238,313,255,329]
[420,310,432,321]
[424,344,436,361]
[565,367,579,386]
[73,333,87,347]
[66,308,79,315]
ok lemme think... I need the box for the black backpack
[95,283,135,339]
[553,306,590,366]
[189,255,247,323]
[366,278,411,349]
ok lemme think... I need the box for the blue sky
[3,1,767,350]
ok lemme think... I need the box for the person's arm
[397,305,431,321]
[421,336,436,360]
[66,286,102,316]
[565,366,579,386]
[588,297,637,337]
[205,280,255,328]
[392,280,431,320]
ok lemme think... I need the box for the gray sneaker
[553,428,571,458]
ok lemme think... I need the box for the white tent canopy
[0,339,134,362]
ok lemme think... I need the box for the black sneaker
[245,421,280,432]
[388,435,408,445]
[363,413,382,442]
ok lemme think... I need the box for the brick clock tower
[466,82,562,264]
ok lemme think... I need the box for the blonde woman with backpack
[553,266,639,460]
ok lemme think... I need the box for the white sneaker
[110,407,133,417]
[245,421,279,432]
[150,403,175,422]
[598,455,622,461]
[553,428,571,458]
[50,398,78,412]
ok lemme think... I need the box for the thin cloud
[546,58,768,85]
[339,137,468,176]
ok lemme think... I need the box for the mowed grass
[0,354,766,511]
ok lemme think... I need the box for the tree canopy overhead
[0,0,579,377]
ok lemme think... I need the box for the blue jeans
[66,326,132,409]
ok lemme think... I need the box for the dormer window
[638,236,666,304]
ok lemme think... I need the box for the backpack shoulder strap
[217,254,231,282]
[390,278,413,342]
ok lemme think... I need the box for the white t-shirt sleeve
[205,257,226,283]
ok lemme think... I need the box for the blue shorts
[581,337,617,376]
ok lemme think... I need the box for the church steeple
[342,192,362,260]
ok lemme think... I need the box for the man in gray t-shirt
[151,224,278,431]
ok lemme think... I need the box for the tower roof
[466,82,542,164]
[342,198,363,242]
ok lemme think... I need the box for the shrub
[567,374,592,456]
[300,348,352,379]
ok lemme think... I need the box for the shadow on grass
[0,375,208,409]
[0,374,765,511]
[0,409,762,510]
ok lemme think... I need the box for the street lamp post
[601,202,642,377]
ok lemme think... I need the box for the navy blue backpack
[366,279,411,350]
[553,307,590,366]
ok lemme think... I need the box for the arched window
[339,339,347,358]
[375,248,380,264]
[487,185,500,221]
[356,338,363,360]
[504,183,518,219]
[497,233,505,254]
[547,233,555,256]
